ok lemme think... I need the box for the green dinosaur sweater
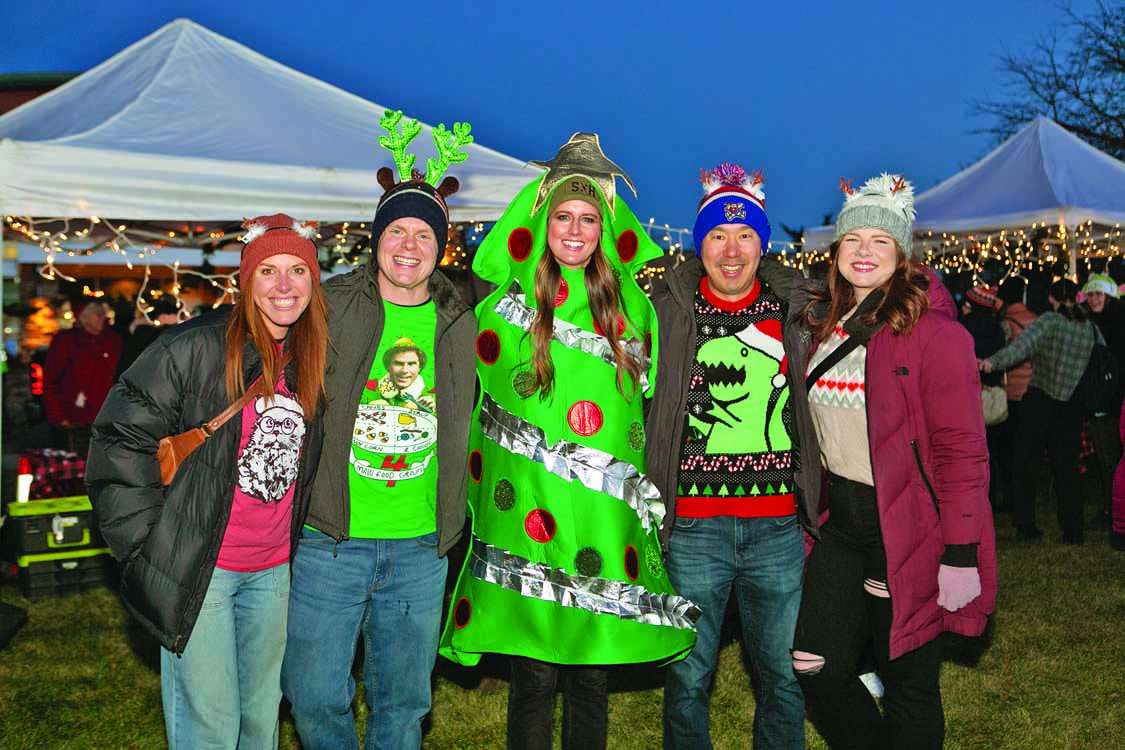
[677,278,796,518]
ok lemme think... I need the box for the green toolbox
[3,496,117,597]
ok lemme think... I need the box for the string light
[789,220,1122,280]
[14,214,1116,310]
[5,215,239,322]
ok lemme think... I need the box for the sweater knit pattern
[808,324,874,485]
[676,282,795,517]
[808,325,867,409]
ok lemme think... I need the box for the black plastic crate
[16,551,118,598]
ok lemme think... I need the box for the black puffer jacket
[1090,297,1125,410]
[86,308,324,654]
[959,307,1006,388]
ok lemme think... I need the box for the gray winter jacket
[307,260,476,556]
[645,256,822,546]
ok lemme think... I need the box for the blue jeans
[161,563,289,750]
[663,515,805,750]
[281,529,447,750]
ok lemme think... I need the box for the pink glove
[937,564,981,612]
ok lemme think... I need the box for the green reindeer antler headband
[371,110,474,250]
[377,110,474,188]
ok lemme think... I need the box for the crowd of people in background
[967,269,1125,550]
[16,294,193,456]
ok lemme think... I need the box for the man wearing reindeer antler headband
[645,165,819,749]
[282,111,477,750]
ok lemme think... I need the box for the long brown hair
[225,283,328,417]
[805,240,931,340]
[530,247,643,400]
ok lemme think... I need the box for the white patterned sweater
[807,320,875,486]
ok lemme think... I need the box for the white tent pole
[1068,224,1077,278]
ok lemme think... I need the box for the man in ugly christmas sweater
[646,164,822,750]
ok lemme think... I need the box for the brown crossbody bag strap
[157,351,293,485]
[201,378,262,435]
[203,350,293,433]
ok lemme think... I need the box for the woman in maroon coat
[784,175,996,750]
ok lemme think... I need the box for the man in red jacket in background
[43,301,122,454]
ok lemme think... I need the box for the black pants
[1089,412,1123,517]
[794,475,944,750]
[993,399,1024,508]
[1010,387,1085,533]
[49,423,92,456]
[507,656,608,750]
[985,423,1004,507]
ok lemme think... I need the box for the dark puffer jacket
[86,308,324,654]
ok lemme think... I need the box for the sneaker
[858,671,884,698]
[1015,525,1044,541]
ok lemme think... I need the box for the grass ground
[2,490,1124,749]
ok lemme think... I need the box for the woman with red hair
[87,214,327,749]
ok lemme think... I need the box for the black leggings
[506,656,608,750]
[793,475,943,750]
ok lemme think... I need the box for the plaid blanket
[21,448,87,500]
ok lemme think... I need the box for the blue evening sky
[3,0,1086,245]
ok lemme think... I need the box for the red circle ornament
[476,330,501,365]
[616,230,638,263]
[453,597,472,628]
[624,545,639,581]
[508,227,533,262]
[469,449,483,483]
[554,277,569,307]
[593,315,626,338]
[567,401,604,436]
[524,509,557,543]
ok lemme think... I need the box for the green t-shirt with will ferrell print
[347,300,439,538]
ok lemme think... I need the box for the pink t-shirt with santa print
[216,376,305,572]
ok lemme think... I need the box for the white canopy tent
[0,18,540,224]
[802,117,1125,270]
[0,18,545,442]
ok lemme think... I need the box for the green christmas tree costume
[440,135,698,667]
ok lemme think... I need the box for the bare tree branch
[969,0,1125,159]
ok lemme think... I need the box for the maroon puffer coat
[766,260,998,659]
[863,277,997,658]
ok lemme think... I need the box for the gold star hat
[473,133,663,291]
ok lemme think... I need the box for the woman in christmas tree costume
[440,134,698,749]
